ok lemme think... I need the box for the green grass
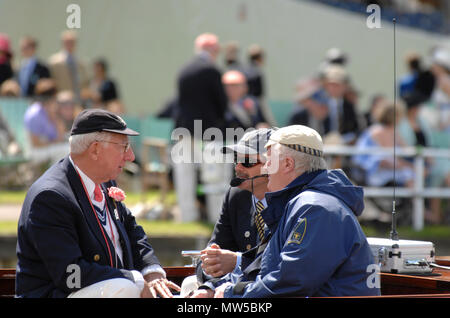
[0,190,177,205]
[0,219,214,237]
[2,190,449,240]
[0,191,27,205]
[0,221,19,236]
[0,189,214,237]
[138,220,213,237]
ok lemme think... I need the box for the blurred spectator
[174,32,227,136]
[56,90,77,131]
[399,91,447,224]
[325,47,348,66]
[0,33,14,87]
[399,51,436,101]
[18,35,50,97]
[363,94,388,128]
[222,70,267,130]
[24,78,69,163]
[223,41,242,71]
[172,32,229,222]
[244,44,265,99]
[291,53,362,145]
[400,91,431,147]
[321,64,363,144]
[430,46,450,132]
[244,44,275,125]
[288,78,330,136]
[0,79,20,97]
[317,47,348,77]
[352,101,414,188]
[89,57,120,105]
[399,51,422,98]
[0,113,21,158]
[156,96,178,119]
[105,99,125,115]
[48,30,89,103]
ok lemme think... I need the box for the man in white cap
[192,125,379,298]
[200,128,274,274]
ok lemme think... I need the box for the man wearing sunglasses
[192,125,378,298]
[182,128,274,297]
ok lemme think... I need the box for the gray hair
[69,131,111,154]
[276,143,327,174]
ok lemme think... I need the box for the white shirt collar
[69,155,104,206]
[252,195,267,208]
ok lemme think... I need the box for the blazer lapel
[65,157,112,262]
[102,187,133,269]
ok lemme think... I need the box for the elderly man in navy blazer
[16,109,180,298]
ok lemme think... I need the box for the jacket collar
[262,170,324,229]
[64,156,128,268]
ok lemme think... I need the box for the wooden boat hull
[2,259,450,298]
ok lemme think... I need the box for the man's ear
[284,156,296,173]
[87,141,100,161]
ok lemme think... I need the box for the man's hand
[188,288,214,298]
[201,244,237,277]
[214,282,233,298]
[141,272,181,298]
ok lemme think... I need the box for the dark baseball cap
[70,109,139,136]
[222,128,275,156]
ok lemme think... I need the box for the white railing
[323,145,450,231]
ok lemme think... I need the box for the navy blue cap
[70,109,139,136]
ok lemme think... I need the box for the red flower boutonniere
[108,187,126,202]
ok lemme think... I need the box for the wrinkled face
[95,133,135,182]
[234,154,265,191]
[263,146,286,192]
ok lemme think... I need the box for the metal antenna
[390,17,399,241]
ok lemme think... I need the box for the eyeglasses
[96,140,131,153]
[235,156,261,168]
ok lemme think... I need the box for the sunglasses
[234,156,261,168]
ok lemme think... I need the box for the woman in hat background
[0,33,14,87]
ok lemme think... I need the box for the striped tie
[255,201,266,242]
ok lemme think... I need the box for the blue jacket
[223,169,380,297]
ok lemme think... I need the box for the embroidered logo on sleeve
[287,218,307,245]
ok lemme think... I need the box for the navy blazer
[208,187,257,252]
[197,187,259,283]
[208,187,258,252]
[175,54,228,136]
[16,156,160,298]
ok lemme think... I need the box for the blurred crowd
[0,28,449,223]
[0,30,123,163]
[290,45,450,223]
